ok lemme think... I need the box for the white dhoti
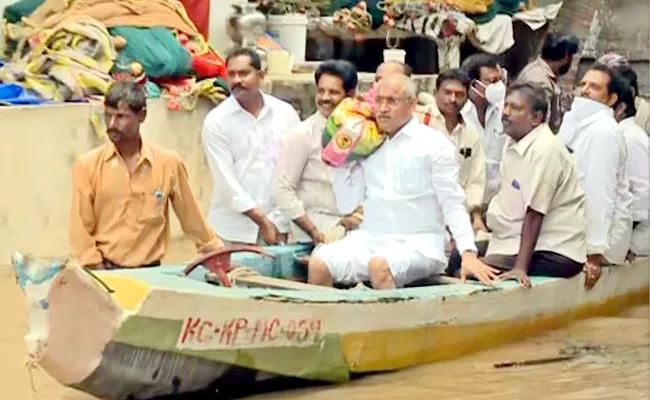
[312,230,444,287]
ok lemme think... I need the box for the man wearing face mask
[558,64,633,290]
[202,48,301,246]
[517,33,580,133]
[460,54,507,205]
[273,60,362,244]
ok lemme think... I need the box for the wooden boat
[12,245,649,399]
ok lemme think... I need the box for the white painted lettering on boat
[176,316,324,349]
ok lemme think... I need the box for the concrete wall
[0,99,214,260]
[553,0,650,96]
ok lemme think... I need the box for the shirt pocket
[394,157,429,196]
[136,187,167,224]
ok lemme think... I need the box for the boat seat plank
[206,271,338,291]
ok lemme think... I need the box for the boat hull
[13,251,650,399]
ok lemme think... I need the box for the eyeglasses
[375,96,411,106]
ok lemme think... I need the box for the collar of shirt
[426,101,467,135]
[461,100,502,125]
[103,139,155,166]
[536,57,557,83]
[389,117,419,141]
[221,90,273,120]
[506,123,551,156]
[620,116,639,129]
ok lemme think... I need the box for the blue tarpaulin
[0,83,49,105]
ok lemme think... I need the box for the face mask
[485,81,506,105]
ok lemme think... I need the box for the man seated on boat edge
[559,64,633,290]
[307,75,499,290]
[477,83,587,288]
[201,48,301,246]
[273,59,363,246]
[70,80,224,269]
[603,63,649,259]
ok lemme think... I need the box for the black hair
[588,63,628,104]
[226,47,262,71]
[508,83,549,122]
[435,68,471,91]
[541,33,580,61]
[104,80,146,113]
[460,53,500,81]
[315,59,359,94]
[614,67,639,98]
[618,78,637,119]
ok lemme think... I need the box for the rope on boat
[205,267,260,287]
[82,267,115,293]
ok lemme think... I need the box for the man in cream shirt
[486,83,587,289]
[201,48,300,245]
[416,68,487,232]
[559,64,633,289]
[273,60,361,244]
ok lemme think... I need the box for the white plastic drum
[267,13,308,64]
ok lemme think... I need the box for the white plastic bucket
[267,13,308,64]
[383,48,406,63]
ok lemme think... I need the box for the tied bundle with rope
[109,25,192,79]
[0,16,115,101]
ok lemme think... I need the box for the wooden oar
[493,355,576,369]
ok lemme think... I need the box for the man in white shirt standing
[614,76,649,257]
[273,60,361,244]
[308,75,499,289]
[201,48,301,245]
[486,83,587,288]
[460,54,507,204]
[558,63,633,289]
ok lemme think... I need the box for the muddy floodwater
[2,241,648,400]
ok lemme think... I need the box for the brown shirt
[517,57,562,132]
[71,140,220,267]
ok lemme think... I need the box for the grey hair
[104,80,147,113]
[385,74,417,99]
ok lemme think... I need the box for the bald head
[374,75,417,136]
[377,74,416,98]
[375,61,412,82]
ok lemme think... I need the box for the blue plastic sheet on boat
[0,83,48,105]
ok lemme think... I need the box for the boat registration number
[176,316,324,349]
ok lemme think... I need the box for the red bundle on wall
[179,0,210,39]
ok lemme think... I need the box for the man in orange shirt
[70,80,223,269]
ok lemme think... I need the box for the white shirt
[620,117,649,223]
[273,112,341,242]
[201,93,301,243]
[558,98,633,264]
[332,118,477,263]
[461,100,506,203]
[621,117,649,256]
